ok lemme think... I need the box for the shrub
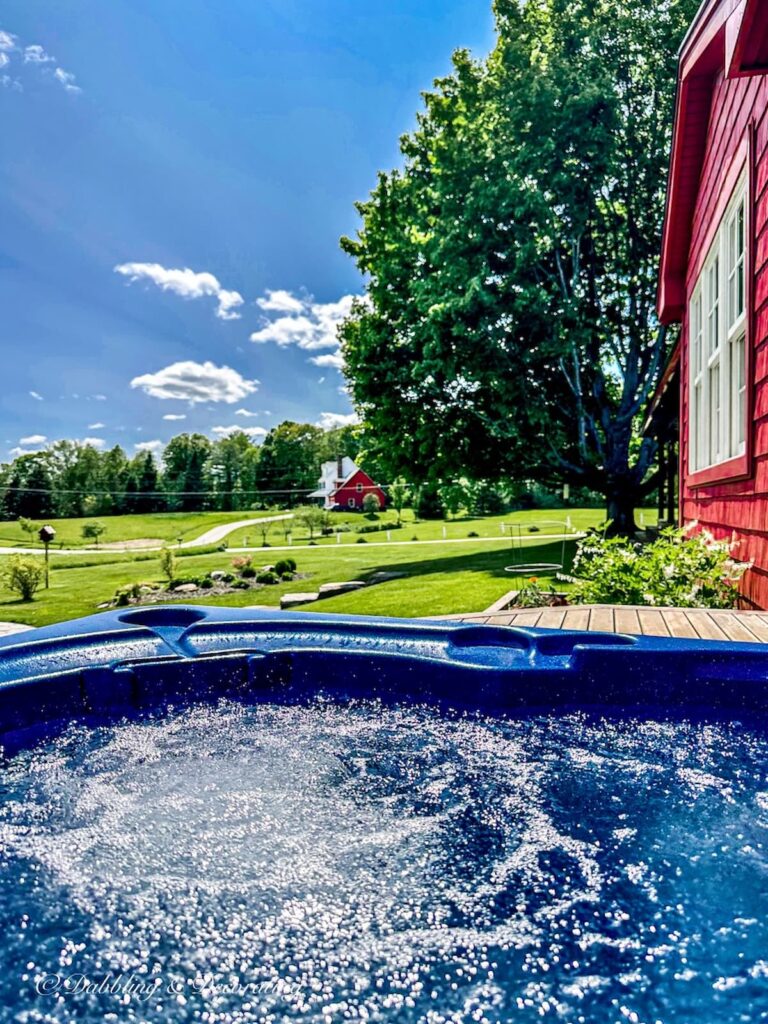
[513,577,558,608]
[115,590,130,607]
[257,570,279,584]
[81,521,106,546]
[199,577,214,590]
[167,577,199,590]
[280,572,293,582]
[527,525,540,533]
[18,517,37,539]
[159,546,176,583]
[570,525,751,609]
[356,536,368,544]
[274,559,293,576]
[362,493,381,515]
[356,522,403,534]
[231,556,252,572]
[241,566,257,579]
[2,556,44,601]
[231,579,249,589]
[467,530,479,538]
[284,557,297,571]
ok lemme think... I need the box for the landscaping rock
[172,583,198,593]
[210,570,227,580]
[367,571,406,583]
[318,581,366,595]
[280,592,319,609]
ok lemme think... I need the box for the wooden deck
[449,604,768,642]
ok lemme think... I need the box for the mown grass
[0,509,280,550]
[0,506,661,628]
[0,537,577,628]
[227,507,659,548]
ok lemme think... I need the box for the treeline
[0,422,364,520]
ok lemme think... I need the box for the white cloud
[88,422,105,429]
[19,434,46,445]
[316,412,359,430]
[135,440,163,453]
[250,291,358,357]
[162,413,187,421]
[211,424,267,439]
[0,33,81,94]
[256,289,305,314]
[310,351,344,370]
[234,408,259,417]
[81,437,106,449]
[9,446,40,457]
[115,262,244,320]
[91,393,107,401]
[24,44,53,64]
[28,391,43,401]
[130,360,258,404]
[53,67,80,93]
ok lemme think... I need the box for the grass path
[0,509,283,552]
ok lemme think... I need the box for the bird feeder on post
[38,525,56,589]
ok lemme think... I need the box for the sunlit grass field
[0,507,659,627]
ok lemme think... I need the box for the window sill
[688,452,750,488]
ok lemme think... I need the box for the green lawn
[0,506,660,628]
[0,535,577,628]
[0,509,281,549]
[227,507,659,547]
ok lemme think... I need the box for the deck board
[588,607,615,633]
[613,608,640,635]
[450,604,768,643]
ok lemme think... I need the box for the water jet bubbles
[1,703,768,1020]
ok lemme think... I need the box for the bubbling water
[2,699,768,1022]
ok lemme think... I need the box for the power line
[0,483,397,497]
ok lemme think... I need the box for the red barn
[309,457,387,511]
[658,0,768,607]
[331,468,387,512]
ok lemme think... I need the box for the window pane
[707,257,720,355]
[709,361,720,464]
[693,382,701,470]
[732,332,746,455]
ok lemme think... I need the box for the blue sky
[0,0,495,461]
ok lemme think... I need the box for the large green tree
[161,434,212,512]
[340,0,697,532]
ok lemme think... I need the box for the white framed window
[347,497,355,508]
[689,173,747,472]
[356,482,363,492]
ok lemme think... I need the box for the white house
[309,456,359,509]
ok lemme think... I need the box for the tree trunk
[605,485,640,536]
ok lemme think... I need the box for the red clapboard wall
[659,0,768,607]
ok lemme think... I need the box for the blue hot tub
[1,605,768,1022]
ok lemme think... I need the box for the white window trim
[689,172,748,474]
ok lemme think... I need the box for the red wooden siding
[331,470,387,511]
[680,68,768,606]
